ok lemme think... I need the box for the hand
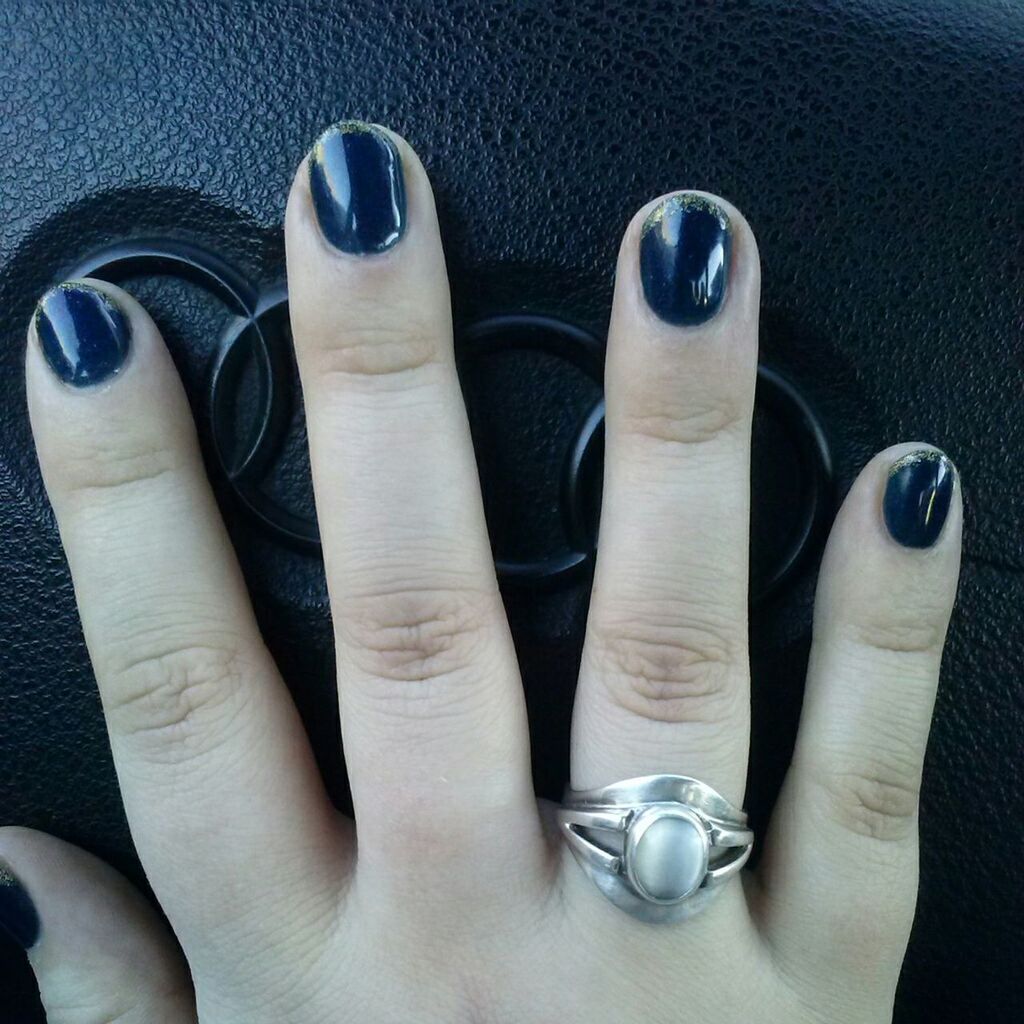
[0,122,961,1023]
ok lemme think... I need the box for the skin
[0,128,962,1023]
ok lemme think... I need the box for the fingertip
[287,119,439,266]
[0,827,194,1018]
[0,826,159,960]
[26,278,141,394]
[880,443,961,551]
[0,830,41,951]
[615,189,760,333]
[285,119,451,378]
[811,446,962,660]
[23,277,197,509]
[830,442,962,571]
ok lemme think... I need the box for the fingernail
[0,861,40,950]
[883,449,956,549]
[308,121,406,255]
[34,283,131,387]
[639,193,732,326]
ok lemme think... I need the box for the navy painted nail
[0,861,40,950]
[639,193,732,326]
[34,283,131,387]
[309,121,406,255]
[883,449,956,549]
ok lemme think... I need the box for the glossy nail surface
[0,862,40,950]
[309,121,406,255]
[34,283,131,387]
[883,449,956,548]
[639,193,732,326]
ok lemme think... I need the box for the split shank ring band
[558,774,753,923]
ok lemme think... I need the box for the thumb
[0,827,195,1024]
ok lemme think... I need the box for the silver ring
[558,774,753,923]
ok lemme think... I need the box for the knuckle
[47,979,193,1024]
[103,640,253,759]
[591,610,744,725]
[58,438,184,503]
[313,316,443,381]
[845,615,946,657]
[622,390,747,449]
[340,586,495,687]
[817,761,921,842]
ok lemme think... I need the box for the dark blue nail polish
[0,862,40,950]
[309,121,406,255]
[639,193,732,326]
[34,283,131,387]
[883,450,956,549]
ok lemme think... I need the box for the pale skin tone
[0,127,962,1022]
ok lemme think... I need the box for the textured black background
[1,0,1023,1020]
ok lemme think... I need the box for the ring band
[558,774,753,923]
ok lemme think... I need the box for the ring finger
[572,191,760,808]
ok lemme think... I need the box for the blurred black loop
[67,244,832,600]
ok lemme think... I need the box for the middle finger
[285,123,538,883]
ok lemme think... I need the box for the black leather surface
[1,1,1022,1019]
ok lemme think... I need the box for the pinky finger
[0,827,196,1024]
[755,444,962,1007]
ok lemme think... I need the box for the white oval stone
[632,815,706,901]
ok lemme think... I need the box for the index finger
[26,279,342,964]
